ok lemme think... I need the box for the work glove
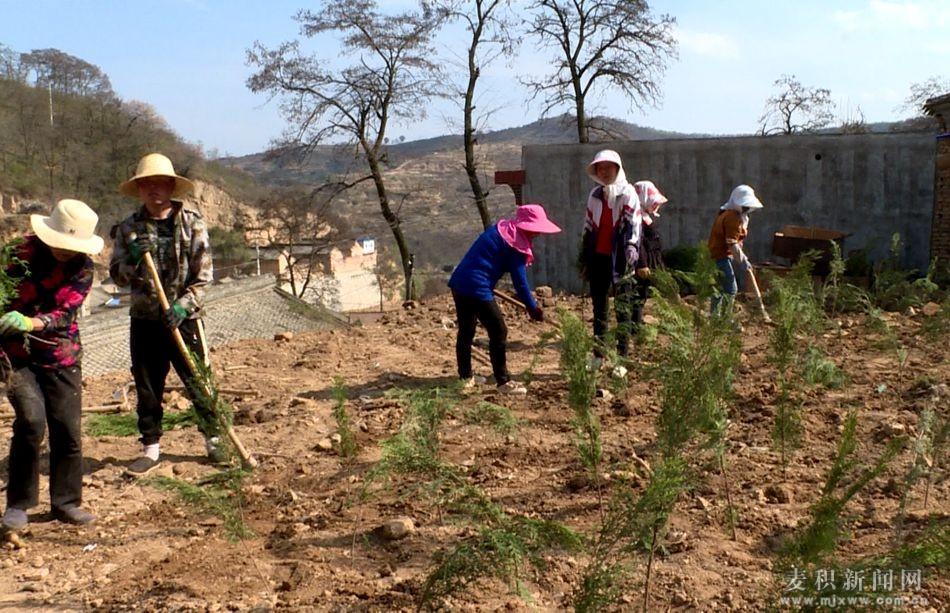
[162,301,189,330]
[126,234,155,265]
[527,305,544,322]
[0,311,34,336]
[635,267,651,279]
[624,244,639,269]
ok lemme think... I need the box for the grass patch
[146,468,252,541]
[463,401,521,436]
[85,408,199,437]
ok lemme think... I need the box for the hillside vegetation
[0,44,262,230]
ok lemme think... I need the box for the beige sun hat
[31,199,105,255]
[119,153,195,198]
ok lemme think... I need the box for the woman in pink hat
[580,149,650,358]
[449,204,561,395]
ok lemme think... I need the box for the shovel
[138,244,258,469]
[746,267,773,324]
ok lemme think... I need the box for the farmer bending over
[1,199,103,530]
[708,184,764,315]
[110,153,219,476]
[449,204,561,395]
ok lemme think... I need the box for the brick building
[925,93,950,267]
[250,237,381,312]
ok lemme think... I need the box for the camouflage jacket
[109,202,213,321]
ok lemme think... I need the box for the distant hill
[220,114,703,187]
[217,116,704,277]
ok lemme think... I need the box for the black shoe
[52,505,96,525]
[2,508,27,531]
[126,455,161,476]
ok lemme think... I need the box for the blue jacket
[449,226,538,310]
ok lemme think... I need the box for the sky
[3,0,947,157]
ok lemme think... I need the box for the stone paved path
[79,276,347,377]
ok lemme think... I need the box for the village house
[217,236,381,313]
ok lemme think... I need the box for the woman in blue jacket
[449,204,561,395]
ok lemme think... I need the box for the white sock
[205,437,221,453]
[143,443,160,461]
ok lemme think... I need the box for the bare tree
[246,1,445,300]
[523,0,677,144]
[432,0,516,229]
[759,74,834,135]
[900,75,950,114]
[839,105,868,134]
[255,186,350,300]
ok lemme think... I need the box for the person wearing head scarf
[449,204,561,395]
[617,180,670,351]
[580,150,647,358]
[1,199,103,531]
[707,184,764,314]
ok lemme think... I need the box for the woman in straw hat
[448,204,561,396]
[708,184,764,314]
[110,153,218,476]
[1,199,103,531]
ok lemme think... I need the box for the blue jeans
[711,257,747,315]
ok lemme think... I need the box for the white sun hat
[721,184,764,211]
[31,199,104,255]
[119,153,195,198]
[585,149,624,183]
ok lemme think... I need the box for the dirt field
[0,292,947,611]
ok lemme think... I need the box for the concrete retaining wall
[523,133,936,292]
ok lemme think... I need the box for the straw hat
[119,153,195,198]
[31,199,104,255]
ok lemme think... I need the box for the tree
[19,48,113,98]
[900,75,950,114]
[255,186,349,299]
[523,0,677,144]
[246,1,445,300]
[759,75,834,135]
[432,0,516,229]
[839,105,868,135]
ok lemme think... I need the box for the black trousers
[453,290,509,385]
[6,364,83,512]
[130,317,215,445]
[588,254,647,357]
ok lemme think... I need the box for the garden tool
[133,234,258,469]
[746,267,773,324]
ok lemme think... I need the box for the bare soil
[0,293,947,611]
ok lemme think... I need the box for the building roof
[924,92,950,115]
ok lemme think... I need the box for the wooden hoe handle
[142,251,258,468]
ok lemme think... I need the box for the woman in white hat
[707,184,764,314]
[580,149,647,358]
[1,199,103,531]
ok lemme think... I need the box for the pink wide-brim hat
[513,204,561,234]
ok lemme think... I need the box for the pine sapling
[923,411,948,508]
[778,411,904,571]
[331,376,358,459]
[558,310,604,504]
[894,408,935,547]
[573,456,688,613]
